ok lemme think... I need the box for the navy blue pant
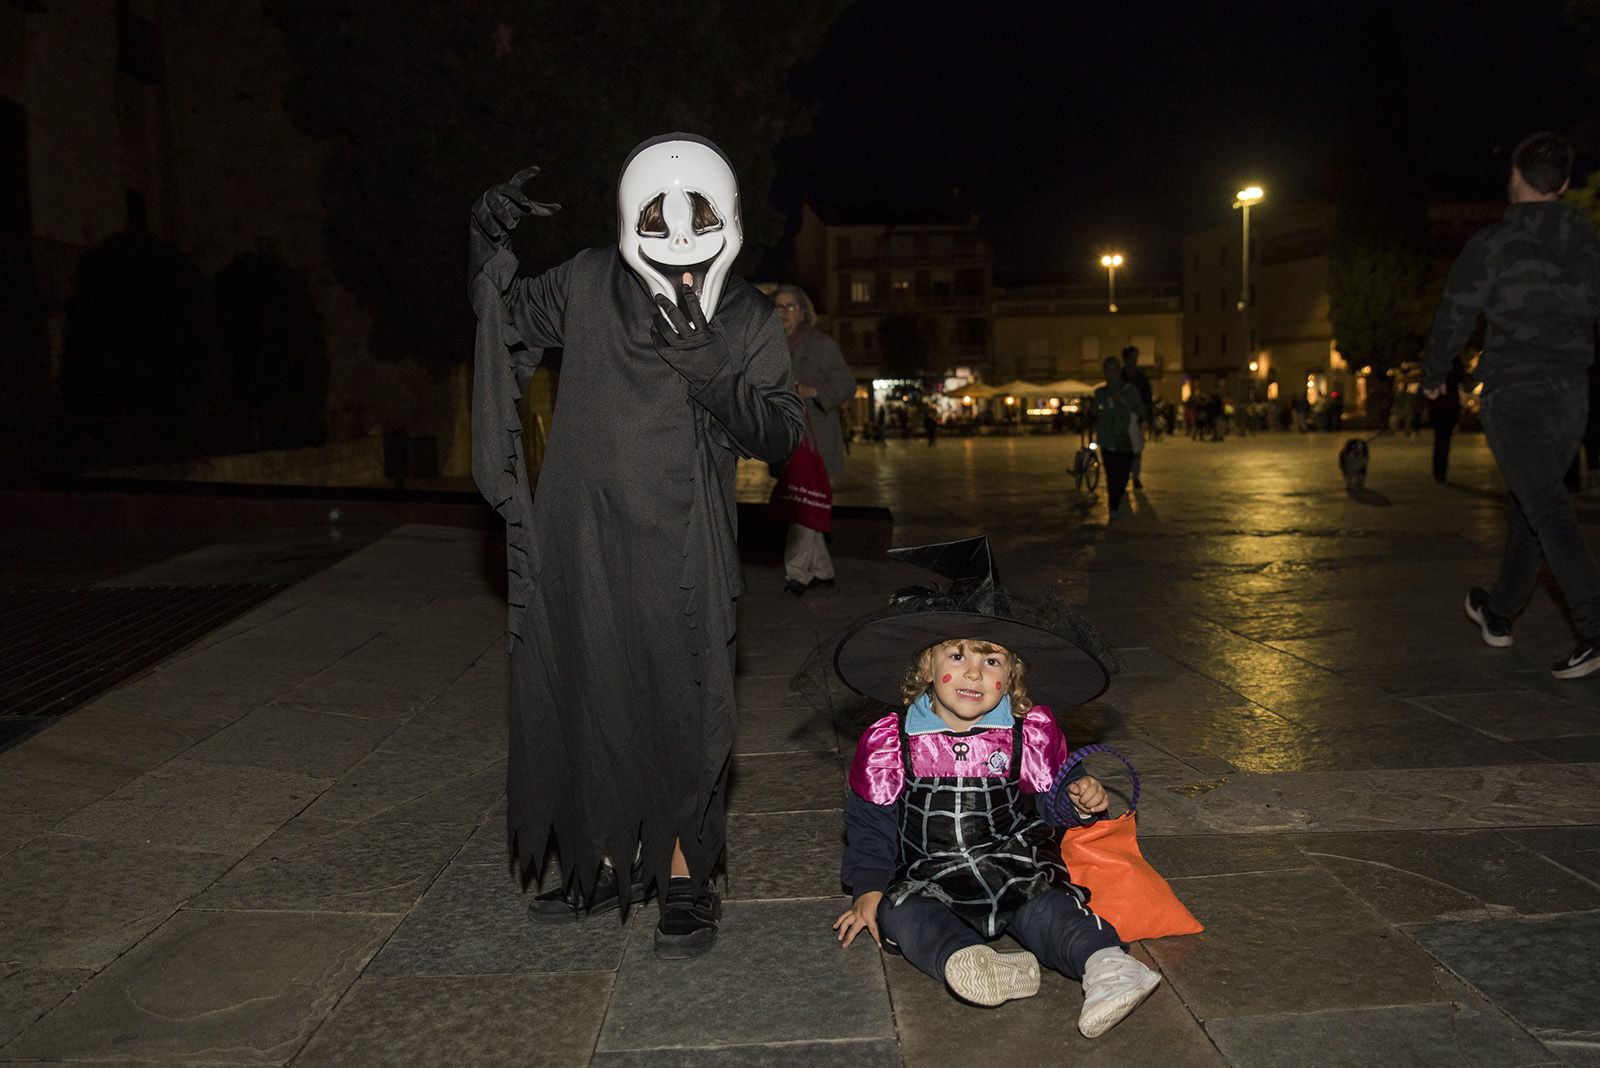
[1481,377,1600,640]
[878,889,1122,982]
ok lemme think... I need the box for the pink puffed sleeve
[848,714,905,804]
[1020,705,1069,793]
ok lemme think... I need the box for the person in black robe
[468,134,803,958]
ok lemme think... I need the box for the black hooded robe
[470,243,802,897]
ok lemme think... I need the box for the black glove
[471,165,560,247]
[651,277,729,386]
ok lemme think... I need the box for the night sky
[764,0,1594,285]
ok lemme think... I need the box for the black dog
[1339,438,1370,490]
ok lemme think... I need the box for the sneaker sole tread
[943,946,1041,1007]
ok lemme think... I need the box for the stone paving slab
[1407,911,1600,1044]
[2,436,1597,1064]
[1205,1001,1563,1067]
[884,944,1224,1067]
[0,965,90,1049]
[590,1038,904,1067]
[734,701,839,756]
[291,973,613,1068]
[1134,763,1600,837]
[1147,867,1447,1019]
[0,834,233,969]
[725,810,846,900]
[184,704,399,779]
[1287,829,1600,923]
[1498,825,1600,885]
[598,899,894,1053]
[1406,690,1600,742]
[296,747,493,824]
[365,857,629,976]
[193,765,501,914]
[728,750,848,814]
[53,758,331,855]
[0,909,395,1064]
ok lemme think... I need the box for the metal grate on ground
[0,585,287,744]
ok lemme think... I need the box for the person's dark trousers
[1102,450,1135,513]
[877,889,1122,983]
[1481,376,1600,640]
[1429,400,1459,482]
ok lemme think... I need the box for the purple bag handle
[1044,743,1141,827]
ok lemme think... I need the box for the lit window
[851,278,873,303]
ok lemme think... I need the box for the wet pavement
[2,429,1598,1065]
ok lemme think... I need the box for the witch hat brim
[832,609,1110,708]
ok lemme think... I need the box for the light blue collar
[905,692,1014,735]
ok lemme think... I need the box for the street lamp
[1099,253,1124,313]
[1232,185,1263,379]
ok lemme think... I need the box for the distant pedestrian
[924,411,937,447]
[1427,357,1464,482]
[1090,356,1141,518]
[1422,131,1600,679]
[1121,346,1154,488]
[774,284,855,598]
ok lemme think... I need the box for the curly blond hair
[900,638,1032,715]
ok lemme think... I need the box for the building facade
[991,282,1181,399]
[1,0,455,476]
[793,201,994,381]
[1182,194,1503,410]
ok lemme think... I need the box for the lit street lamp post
[1232,186,1263,382]
[1100,253,1123,313]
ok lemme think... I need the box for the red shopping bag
[769,408,833,532]
[1048,744,1203,942]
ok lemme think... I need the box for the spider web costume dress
[848,698,1085,938]
[469,140,803,898]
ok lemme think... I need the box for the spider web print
[890,774,1083,938]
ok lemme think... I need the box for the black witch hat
[830,536,1115,708]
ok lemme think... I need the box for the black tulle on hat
[828,537,1115,708]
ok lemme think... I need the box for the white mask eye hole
[688,191,723,235]
[637,194,668,238]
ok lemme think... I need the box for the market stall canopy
[1037,378,1098,396]
[956,382,1009,398]
[991,379,1049,396]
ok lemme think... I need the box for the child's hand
[1067,774,1110,818]
[833,891,883,949]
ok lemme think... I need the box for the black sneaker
[528,862,646,924]
[783,579,808,597]
[1552,638,1600,679]
[653,877,720,959]
[806,576,835,590]
[1464,588,1512,648]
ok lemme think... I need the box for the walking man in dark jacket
[1423,131,1600,678]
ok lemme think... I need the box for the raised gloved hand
[471,165,560,246]
[651,274,729,386]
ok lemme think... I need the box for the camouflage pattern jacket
[1423,201,1600,394]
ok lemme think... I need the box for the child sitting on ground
[828,540,1161,1038]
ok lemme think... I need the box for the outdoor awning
[1036,378,1098,395]
[991,379,1049,396]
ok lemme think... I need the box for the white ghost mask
[617,134,743,323]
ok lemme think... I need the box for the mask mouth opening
[640,250,720,296]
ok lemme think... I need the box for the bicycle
[1071,433,1101,493]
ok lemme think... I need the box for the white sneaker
[1078,948,1161,1038]
[943,944,1041,1007]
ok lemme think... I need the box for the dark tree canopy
[212,252,330,448]
[267,0,848,376]
[1327,7,1428,378]
[61,231,215,430]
